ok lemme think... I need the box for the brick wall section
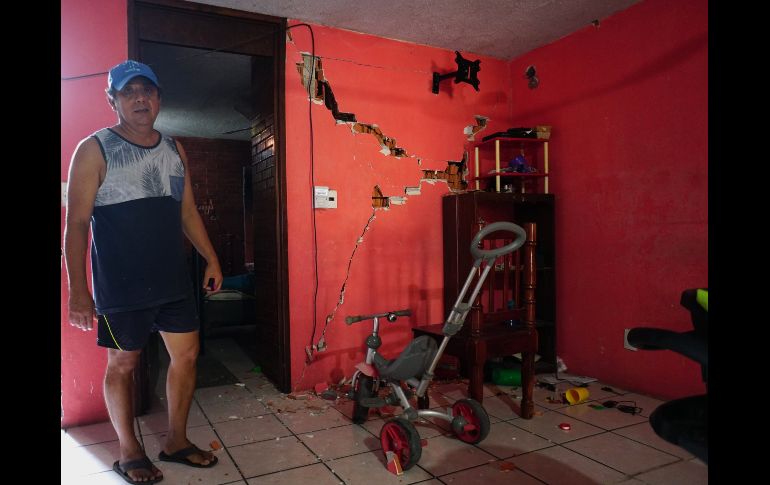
[249,113,281,354]
[249,114,276,270]
[177,136,251,276]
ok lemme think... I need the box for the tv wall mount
[432,51,481,95]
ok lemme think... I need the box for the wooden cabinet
[442,191,556,372]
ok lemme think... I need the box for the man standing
[64,60,222,484]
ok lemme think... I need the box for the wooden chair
[412,222,538,419]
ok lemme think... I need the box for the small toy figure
[509,154,536,173]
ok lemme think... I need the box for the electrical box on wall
[314,186,338,209]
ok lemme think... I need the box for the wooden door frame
[127,0,291,392]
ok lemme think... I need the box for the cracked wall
[285,21,516,389]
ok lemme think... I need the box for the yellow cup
[565,387,590,405]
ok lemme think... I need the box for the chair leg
[520,350,535,419]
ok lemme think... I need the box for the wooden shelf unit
[473,137,550,194]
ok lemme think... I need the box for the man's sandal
[112,457,163,484]
[158,444,218,468]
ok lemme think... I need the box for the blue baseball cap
[108,60,160,91]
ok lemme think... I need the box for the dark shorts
[97,296,199,351]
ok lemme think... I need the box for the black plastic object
[372,336,438,380]
[432,51,481,94]
[352,375,375,424]
[482,127,538,142]
[625,288,708,463]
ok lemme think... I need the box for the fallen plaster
[404,186,421,196]
[464,114,489,141]
[389,196,407,205]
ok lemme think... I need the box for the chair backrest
[470,222,537,334]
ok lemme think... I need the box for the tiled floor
[61,338,707,484]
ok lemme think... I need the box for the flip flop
[158,444,218,468]
[112,457,163,484]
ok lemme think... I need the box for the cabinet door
[442,192,557,368]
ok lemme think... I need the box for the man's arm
[64,137,104,331]
[176,140,223,292]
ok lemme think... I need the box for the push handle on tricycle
[345,309,411,325]
[470,221,527,261]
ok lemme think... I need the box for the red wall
[507,0,708,399]
[61,0,127,428]
[284,22,515,390]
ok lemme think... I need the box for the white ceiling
[155,0,643,140]
[187,0,641,60]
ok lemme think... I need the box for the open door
[130,0,291,403]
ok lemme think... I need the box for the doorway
[130,0,291,407]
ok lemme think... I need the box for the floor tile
[509,408,604,443]
[66,469,133,484]
[633,458,708,484]
[61,421,119,448]
[198,394,270,423]
[227,435,320,478]
[299,423,381,460]
[245,463,342,484]
[416,434,497,476]
[61,337,701,485]
[194,384,255,406]
[214,413,293,447]
[326,450,433,484]
[440,461,544,484]
[276,406,352,434]
[511,445,628,484]
[475,420,553,459]
[613,422,694,460]
[479,394,526,421]
[556,402,649,430]
[563,432,679,475]
[61,439,121,478]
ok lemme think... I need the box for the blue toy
[509,154,536,173]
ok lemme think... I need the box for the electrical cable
[286,23,320,361]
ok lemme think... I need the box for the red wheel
[379,417,422,470]
[451,398,490,444]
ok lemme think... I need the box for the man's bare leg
[160,330,215,465]
[105,348,163,482]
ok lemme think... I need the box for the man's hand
[203,261,224,295]
[69,291,96,331]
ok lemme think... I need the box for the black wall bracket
[432,51,481,94]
